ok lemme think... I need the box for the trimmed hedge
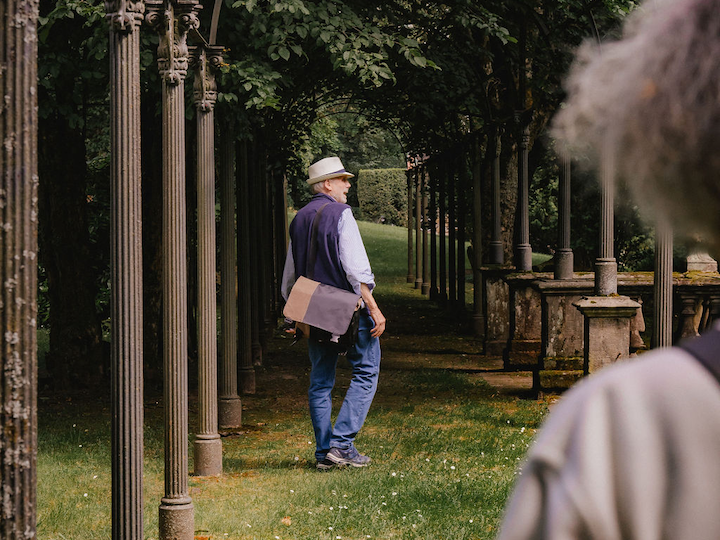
[356,168,408,226]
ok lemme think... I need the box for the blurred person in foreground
[497,1,720,539]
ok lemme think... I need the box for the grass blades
[37,220,550,540]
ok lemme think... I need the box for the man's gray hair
[553,0,720,242]
[311,180,325,195]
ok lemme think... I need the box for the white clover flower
[391,472,396,477]
[392,492,397,496]
[83,493,88,497]
[450,466,455,470]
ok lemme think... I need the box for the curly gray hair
[553,0,720,243]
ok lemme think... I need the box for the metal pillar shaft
[237,140,256,393]
[653,220,673,348]
[218,124,242,428]
[448,162,457,304]
[554,149,573,279]
[596,155,617,295]
[489,136,504,265]
[457,157,467,309]
[472,143,485,337]
[421,168,430,295]
[515,124,532,271]
[107,1,144,537]
[192,47,222,476]
[407,169,414,283]
[414,167,422,289]
[1,0,39,536]
[429,166,438,299]
[146,1,198,536]
[438,165,447,303]
[249,142,263,366]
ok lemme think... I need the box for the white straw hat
[307,157,355,185]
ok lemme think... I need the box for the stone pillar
[107,1,144,537]
[554,149,573,279]
[574,297,640,374]
[406,169,414,283]
[438,164,448,303]
[237,140,256,393]
[596,157,617,295]
[686,251,719,272]
[653,220,673,348]
[191,45,222,476]
[414,167,422,290]
[489,134,504,265]
[1,0,39,535]
[218,123,242,429]
[145,1,199,536]
[472,144,485,337]
[429,164,438,300]
[515,121,532,271]
[421,168,430,296]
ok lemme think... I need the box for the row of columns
[405,132,675,352]
[106,1,285,538]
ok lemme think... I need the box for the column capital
[190,45,223,112]
[106,0,145,33]
[145,0,200,85]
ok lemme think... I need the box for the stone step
[539,369,584,391]
[542,356,583,371]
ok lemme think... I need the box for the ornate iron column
[457,155,467,310]
[421,167,430,296]
[554,149,573,279]
[1,0,39,536]
[218,122,242,428]
[448,160,457,305]
[191,45,223,476]
[414,166,422,290]
[106,0,145,537]
[146,0,199,536]
[515,119,532,271]
[472,142,485,336]
[438,162,448,304]
[429,164,438,299]
[489,134,504,265]
[596,156,617,295]
[237,140,256,393]
[653,220,673,348]
[406,168,414,283]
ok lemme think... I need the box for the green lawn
[37,220,549,540]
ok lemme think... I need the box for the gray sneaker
[326,446,371,467]
[316,456,335,471]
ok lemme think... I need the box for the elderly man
[498,0,720,538]
[282,156,386,470]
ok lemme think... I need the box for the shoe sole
[326,455,371,468]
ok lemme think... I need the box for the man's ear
[322,178,332,192]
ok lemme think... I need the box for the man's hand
[360,283,386,338]
[368,306,386,338]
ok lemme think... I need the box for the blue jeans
[308,311,381,462]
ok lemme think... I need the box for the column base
[194,436,223,476]
[421,282,430,295]
[414,278,423,290]
[515,244,532,272]
[407,274,414,284]
[594,258,617,295]
[219,396,242,430]
[488,242,504,265]
[554,249,574,280]
[239,367,256,394]
[159,499,194,540]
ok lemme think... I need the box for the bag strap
[678,328,720,385]
[307,202,331,281]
